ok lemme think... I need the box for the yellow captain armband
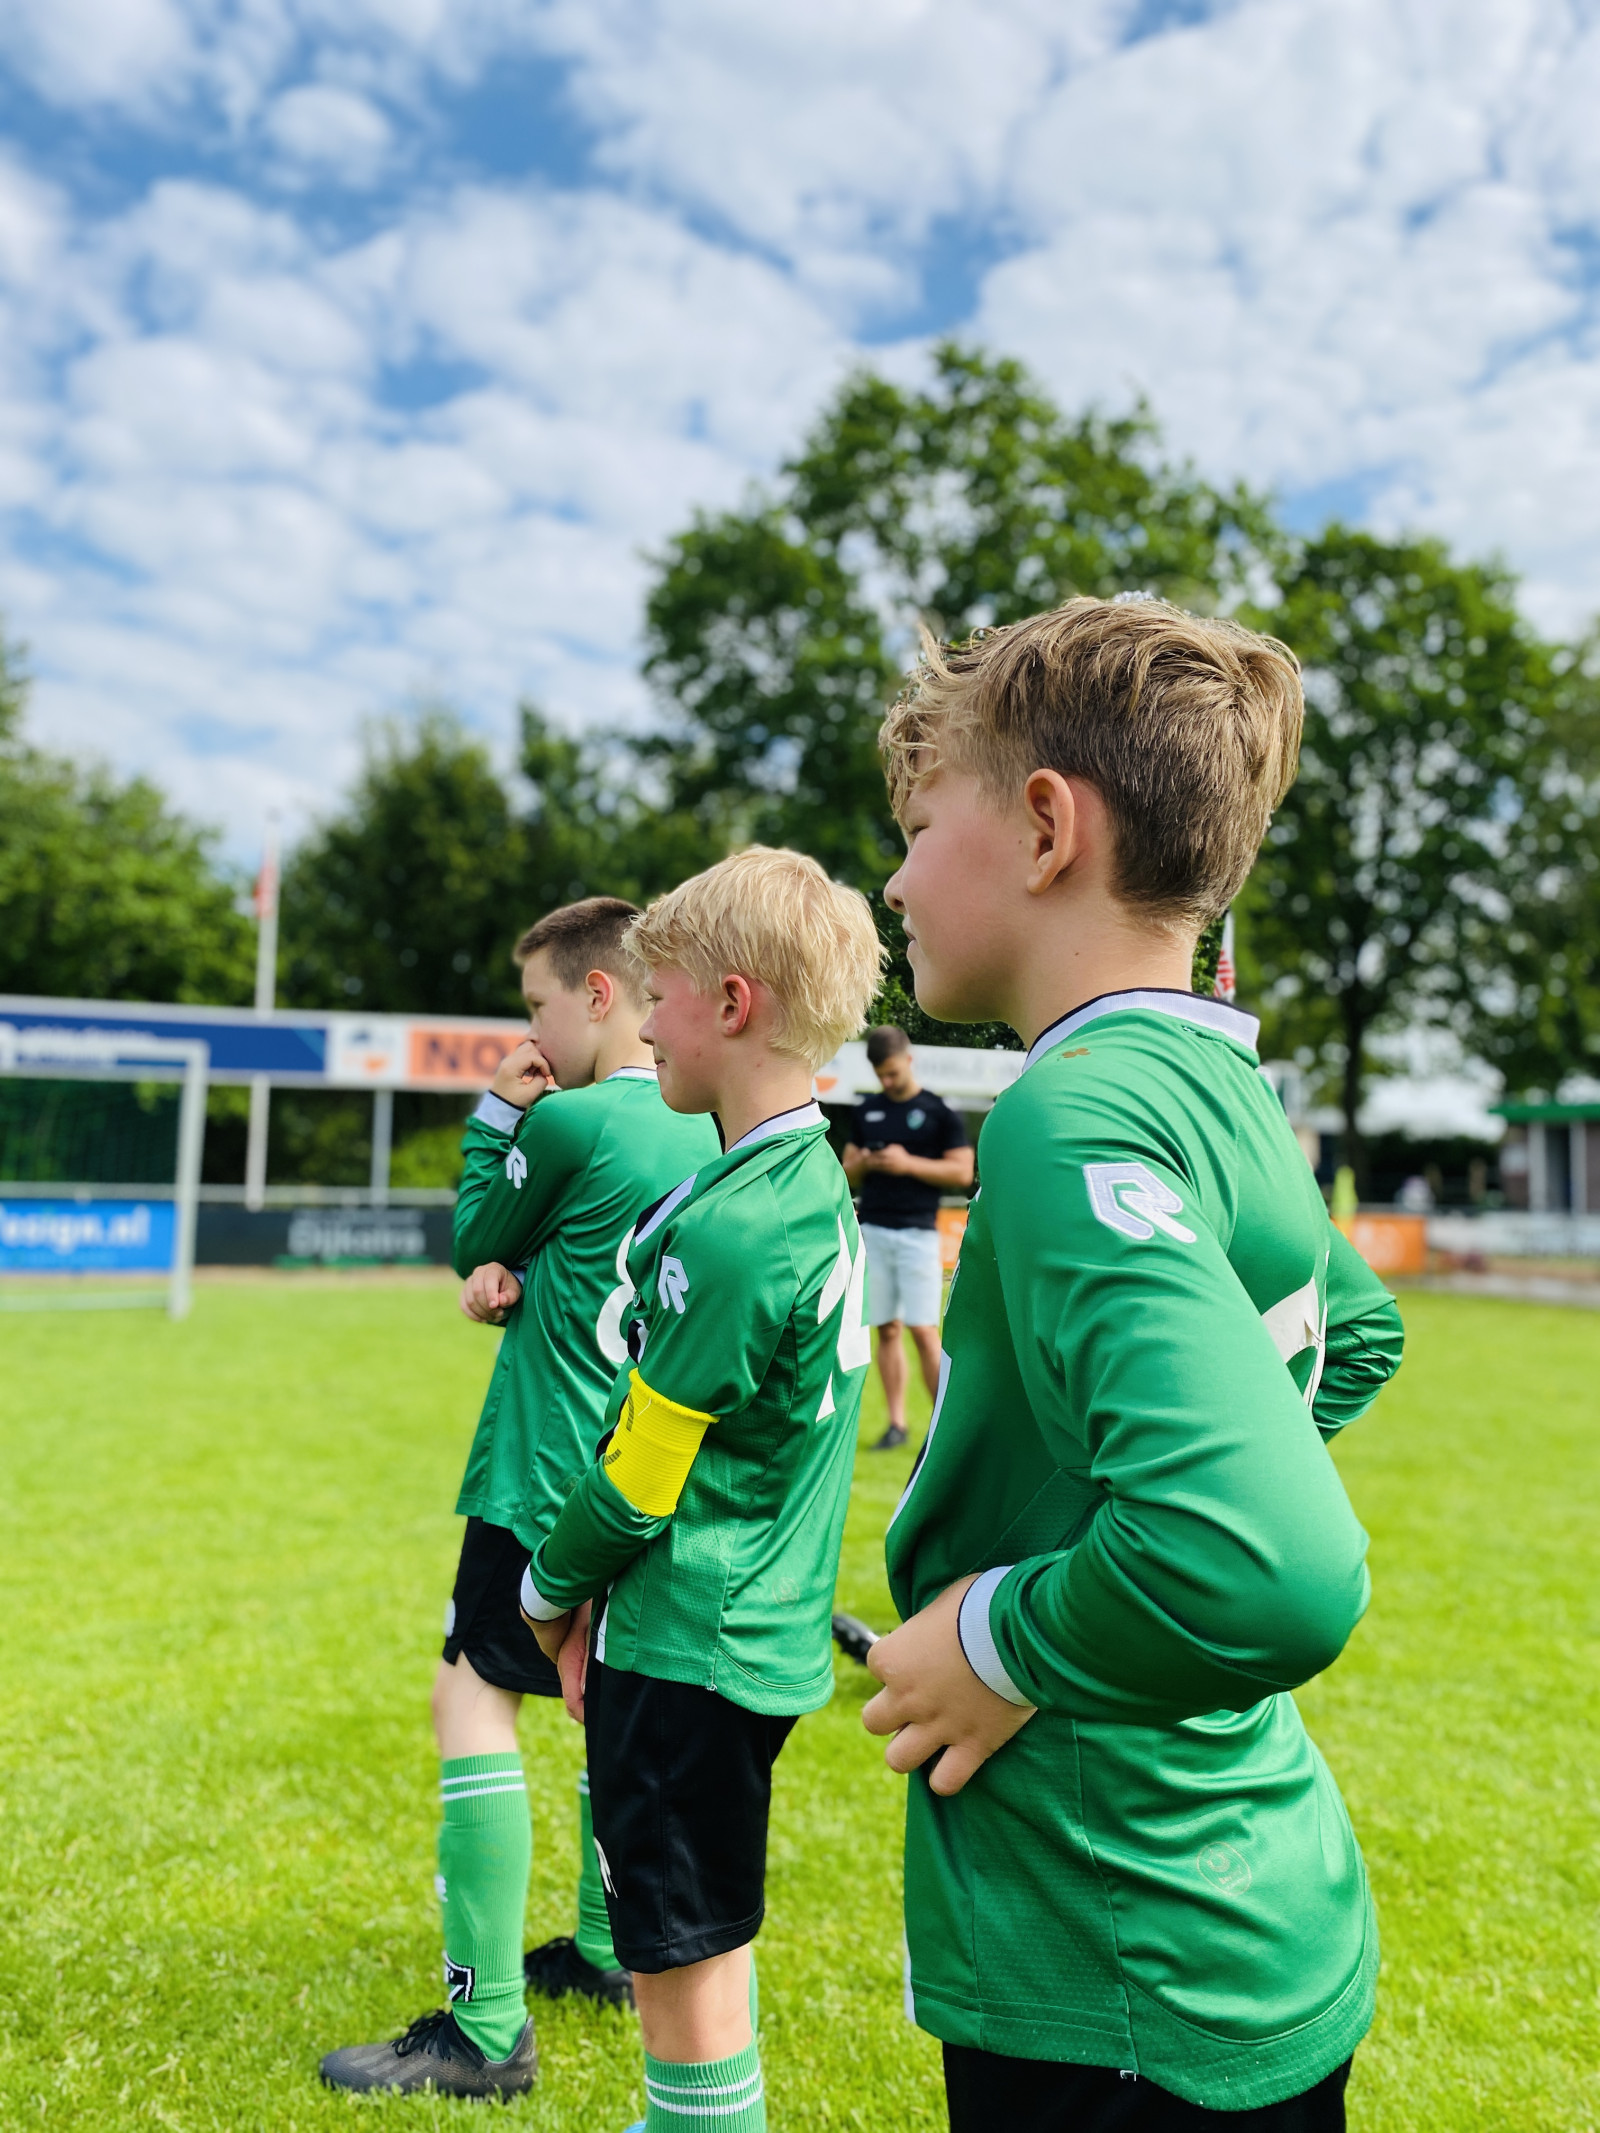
[601,1371,714,1516]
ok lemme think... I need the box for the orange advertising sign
[407,1025,524,1088]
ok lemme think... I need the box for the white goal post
[0,1025,209,1319]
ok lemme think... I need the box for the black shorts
[440,1517,560,1698]
[943,2046,1351,2133]
[584,1655,797,1974]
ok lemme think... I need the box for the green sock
[574,1769,621,1972]
[437,1753,530,2061]
[644,2037,764,2132]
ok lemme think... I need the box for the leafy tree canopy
[0,632,252,1005]
[1244,528,1600,1173]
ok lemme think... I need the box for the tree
[643,344,1276,1042]
[1243,528,1593,1181]
[0,630,252,1004]
[281,711,529,1016]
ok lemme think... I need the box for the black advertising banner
[196,1205,454,1266]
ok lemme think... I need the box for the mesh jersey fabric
[885,994,1404,2111]
[529,1117,870,1715]
[450,1071,720,1547]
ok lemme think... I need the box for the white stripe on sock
[642,2081,765,2118]
[439,1779,527,1801]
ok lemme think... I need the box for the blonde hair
[628,847,885,1070]
[880,596,1303,928]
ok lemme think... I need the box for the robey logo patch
[505,1146,527,1189]
[657,1255,689,1314]
[1084,1161,1197,1243]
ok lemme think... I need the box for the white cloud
[4,0,1600,860]
[265,84,394,187]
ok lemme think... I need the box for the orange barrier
[937,1204,969,1271]
[1334,1212,1428,1276]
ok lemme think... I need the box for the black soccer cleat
[870,1422,909,1451]
[832,1610,881,1665]
[524,1934,635,2009]
[319,2007,537,2097]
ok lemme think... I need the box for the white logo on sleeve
[1085,1162,1197,1243]
[505,1146,527,1189]
[658,1255,690,1314]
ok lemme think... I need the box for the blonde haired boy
[862,600,1404,2132]
[521,847,883,2133]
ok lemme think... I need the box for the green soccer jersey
[451,1070,720,1550]
[525,1103,870,1716]
[885,991,1404,2112]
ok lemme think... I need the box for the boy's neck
[592,1019,658,1083]
[713,1061,818,1152]
[1010,924,1198,1050]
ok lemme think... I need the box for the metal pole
[370,1087,393,1206]
[245,816,280,1212]
[170,1041,208,1321]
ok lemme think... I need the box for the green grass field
[1,1282,1596,2130]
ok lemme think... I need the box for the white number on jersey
[595,1227,635,1367]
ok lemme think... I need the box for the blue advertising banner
[0,1199,175,1272]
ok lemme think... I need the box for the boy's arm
[969,1132,1372,1729]
[450,1091,586,1280]
[1312,1223,1404,1439]
[521,1199,793,1615]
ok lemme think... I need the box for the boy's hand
[870,1143,913,1175]
[491,1037,558,1110]
[861,1575,1036,1796]
[554,1599,592,1725]
[459,1263,523,1324]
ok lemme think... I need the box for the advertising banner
[0,1198,174,1272]
[196,1204,455,1266]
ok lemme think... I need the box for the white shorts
[862,1223,944,1329]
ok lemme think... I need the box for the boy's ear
[585,968,617,1020]
[718,973,755,1038]
[1021,769,1082,897]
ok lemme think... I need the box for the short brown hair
[880,597,1303,928]
[866,1026,911,1067]
[627,847,884,1071]
[514,896,644,998]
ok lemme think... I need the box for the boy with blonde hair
[862,600,1404,2131]
[520,846,882,2133]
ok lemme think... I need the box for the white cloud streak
[1,0,1599,856]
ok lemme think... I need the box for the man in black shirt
[840,1026,974,1449]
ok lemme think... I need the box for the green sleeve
[1313,1224,1404,1439]
[978,1130,1371,1726]
[527,1459,668,1610]
[450,1092,591,1279]
[524,1181,797,1610]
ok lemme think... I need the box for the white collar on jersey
[728,1100,825,1151]
[1023,988,1260,1073]
[604,1066,658,1080]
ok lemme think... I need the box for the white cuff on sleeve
[474,1090,523,1134]
[956,1565,1032,1706]
[518,1563,567,1623]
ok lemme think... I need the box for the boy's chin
[912,964,1000,1029]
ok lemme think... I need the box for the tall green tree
[280,711,528,1015]
[643,343,1277,1040]
[1244,529,1597,1180]
[0,630,252,1004]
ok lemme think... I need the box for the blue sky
[3,0,1600,856]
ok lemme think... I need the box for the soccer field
[1,1284,1595,2131]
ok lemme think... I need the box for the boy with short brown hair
[863,598,1404,2131]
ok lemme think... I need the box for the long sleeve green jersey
[525,1104,871,1716]
[450,1070,720,1549]
[885,991,1403,2111]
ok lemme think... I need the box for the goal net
[0,1024,207,1318]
